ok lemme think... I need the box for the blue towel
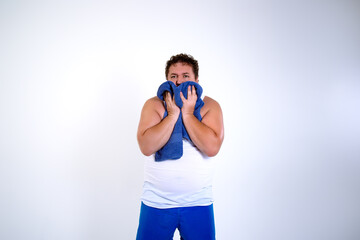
[155,81,204,161]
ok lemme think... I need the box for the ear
[195,77,199,83]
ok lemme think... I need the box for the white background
[1,0,359,239]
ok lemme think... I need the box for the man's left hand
[180,85,197,116]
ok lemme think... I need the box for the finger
[170,93,176,105]
[188,86,195,98]
[193,86,197,97]
[180,91,185,100]
[165,92,171,104]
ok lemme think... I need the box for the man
[136,53,224,240]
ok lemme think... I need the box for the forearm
[137,115,178,156]
[182,114,222,157]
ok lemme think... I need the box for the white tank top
[141,139,214,209]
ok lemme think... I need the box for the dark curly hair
[165,53,199,80]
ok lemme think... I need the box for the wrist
[181,111,194,119]
[167,111,180,120]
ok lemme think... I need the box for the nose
[176,77,184,86]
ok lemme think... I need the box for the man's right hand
[164,92,180,118]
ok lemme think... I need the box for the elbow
[140,147,154,157]
[204,139,223,157]
[140,145,154,157]
[206,133,224,157]
[138,138,155,156]
[138,142,155,156]
[206,151,218,158]
[137,133,154,156]
[205,147,220,157]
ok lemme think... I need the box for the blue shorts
[136,202,216,240]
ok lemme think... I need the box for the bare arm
[137,93,180,156]
[180,86,224,157]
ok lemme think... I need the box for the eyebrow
[170,72,190,75]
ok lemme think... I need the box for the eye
[184,75,189,78]
[171,75,177,79]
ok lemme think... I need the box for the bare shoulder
[145,96,164,106]
[203,96,221,108]
[143,96,165,119]
[201,96,222,117]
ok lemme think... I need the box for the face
[167,62,198,86]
